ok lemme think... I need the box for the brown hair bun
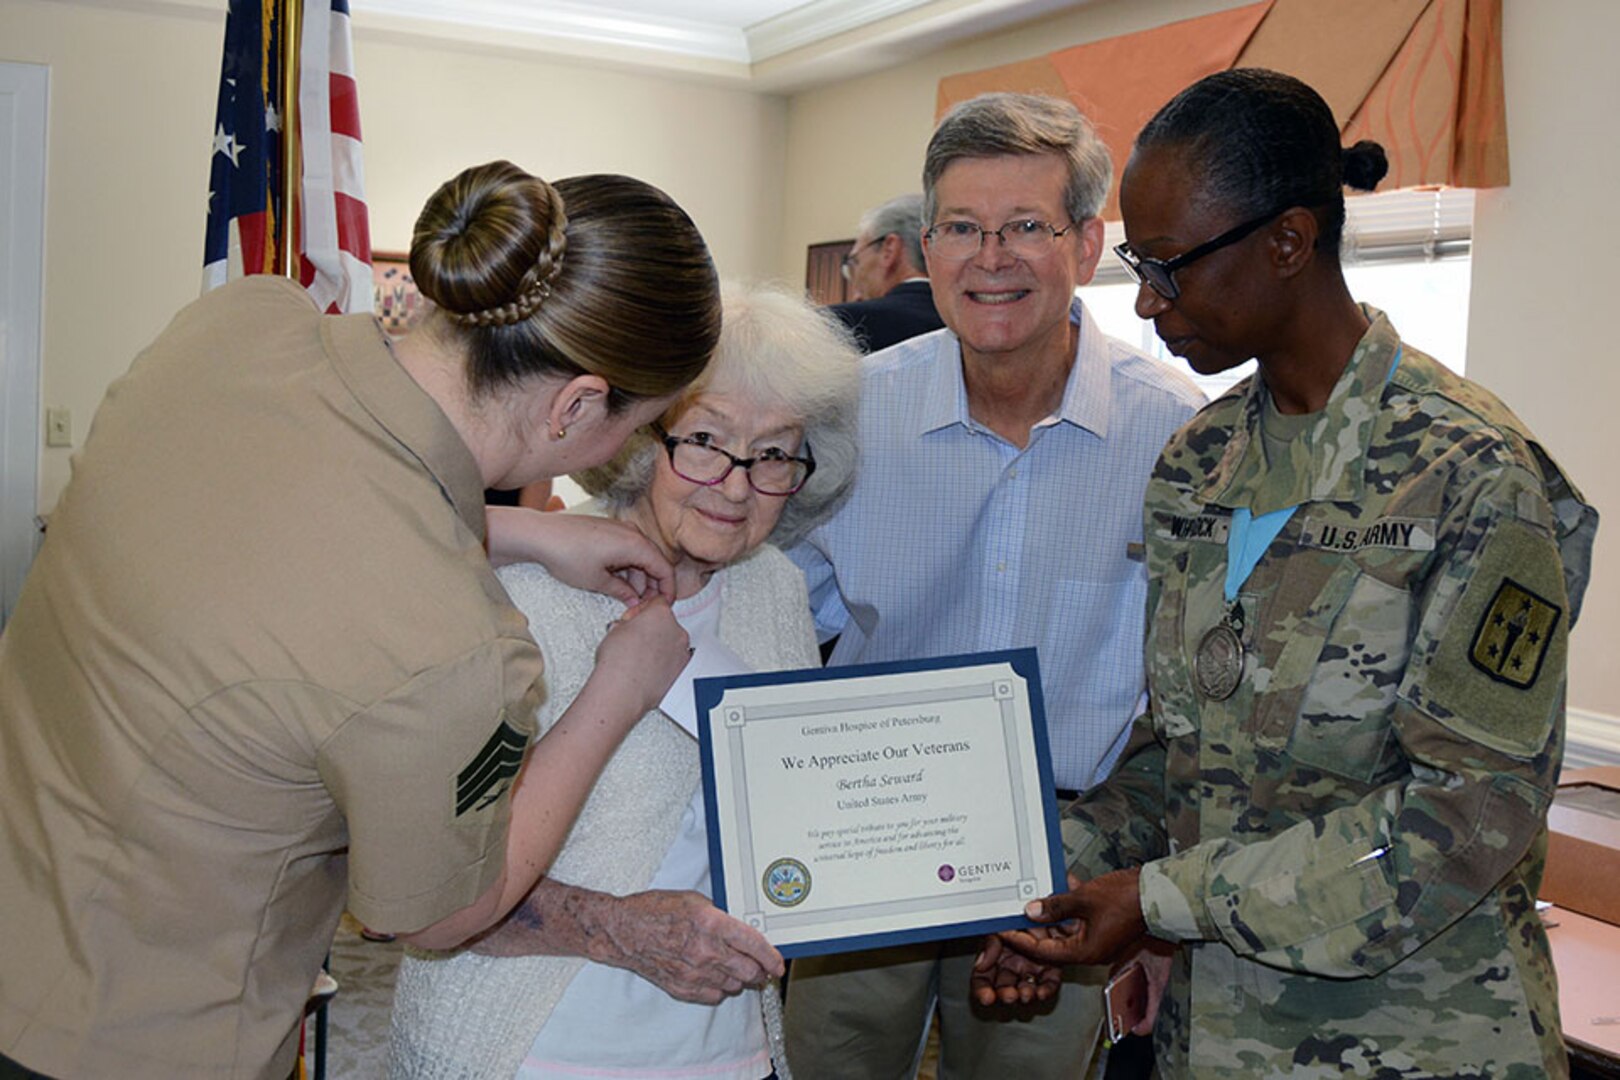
[409,160,568,327]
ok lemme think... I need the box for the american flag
[203,0,371,314]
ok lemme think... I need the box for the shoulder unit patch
[1468,578,1562,690]
[455,714,529,817]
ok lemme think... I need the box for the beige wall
[1470,0,1620,726]
[352,36,785,279]
[777,0,1620,729]
[3,2,222,513]
[1,0,785,512]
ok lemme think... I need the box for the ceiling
[350,0,1087,91]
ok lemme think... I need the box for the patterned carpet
[302,916,402,1079]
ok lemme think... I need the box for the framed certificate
[695,649,1065,958]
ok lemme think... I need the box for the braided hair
[410,161,720,408]
[1136,68,1388,254]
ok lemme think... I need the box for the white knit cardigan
[387,542,818,1079]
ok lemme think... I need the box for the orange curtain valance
[936,0,1508,220]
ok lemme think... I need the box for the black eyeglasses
[840,236,887,280]
[924,218,1076,261]
[1113,207,1287,301]
[653,424,816,497]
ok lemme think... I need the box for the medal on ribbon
[1196,506,1297,700]
[1192,347,1402,701]
[1195,604,1245,701]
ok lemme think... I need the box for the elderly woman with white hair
[388,282,861,1080]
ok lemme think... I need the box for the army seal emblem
[762,858,811,908]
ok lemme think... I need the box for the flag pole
[278,0,303,279]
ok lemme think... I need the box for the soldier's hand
[486,507,676,602]
[1115,935,1177,1036]
[971,872,1084,1005]
[970,931,1066,1006]
[593,598,690,718]
[1001,867,1147,968]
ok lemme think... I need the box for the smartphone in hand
[1104,960,1148,1043]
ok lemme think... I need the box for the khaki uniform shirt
[0,277,543,1078]
[1065,310,1597,1077]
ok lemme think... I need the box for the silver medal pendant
[1195,623,1244,701]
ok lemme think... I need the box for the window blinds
[1093,187,1474,286]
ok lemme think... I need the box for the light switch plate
[45,406,72,448]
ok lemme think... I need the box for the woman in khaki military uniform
[0,161,719,1079]
[973,70,1596,1078]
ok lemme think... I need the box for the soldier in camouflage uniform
[973,70,1598,1078]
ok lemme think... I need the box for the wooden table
[1546,905,1620,1078]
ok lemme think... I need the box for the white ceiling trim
[61,0,1083,93]
[746,0,940,62]
[355,0,754,63]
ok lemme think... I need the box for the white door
[0,62,48,626]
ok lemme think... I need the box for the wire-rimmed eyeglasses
[653,424,816,497]
[923,218,1076,261]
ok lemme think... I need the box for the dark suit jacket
[829,279,944,354]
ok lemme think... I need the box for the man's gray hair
[922,93,1113,227]
[574,281,861,548]
[858,194,927,276]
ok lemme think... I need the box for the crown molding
[48,0,1085,92]
[358,0,752,64]
[746,0,937,61]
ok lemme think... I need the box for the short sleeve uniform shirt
[0,277,543,1078]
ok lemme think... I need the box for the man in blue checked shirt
[782,92,1204,1080]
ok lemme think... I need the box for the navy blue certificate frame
[695,648,1066,959]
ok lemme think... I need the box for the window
[1086,188,1474,401]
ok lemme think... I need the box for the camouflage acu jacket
[1063,310,1597,1078]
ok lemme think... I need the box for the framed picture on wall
[806,239,853,306]
[372,251,420,336]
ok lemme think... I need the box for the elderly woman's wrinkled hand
[607,889,784,1006]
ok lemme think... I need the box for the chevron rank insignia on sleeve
[455,714,529,817]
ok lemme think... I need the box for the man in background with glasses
[831,193,945,353]
[784,93,1204,1080]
